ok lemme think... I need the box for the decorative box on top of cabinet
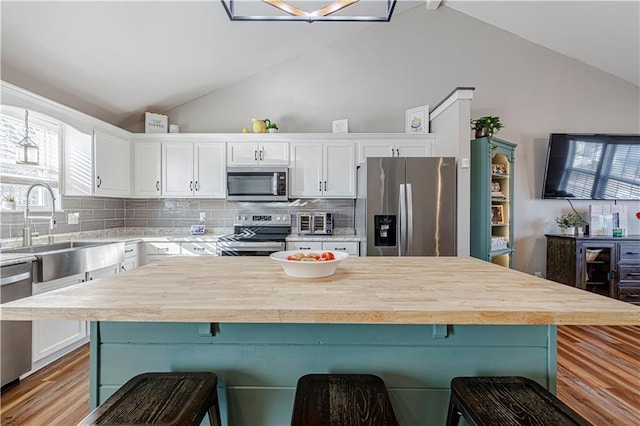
[470,136,516,268]
[545,234,640,304]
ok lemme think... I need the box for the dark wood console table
[546,234,640,305]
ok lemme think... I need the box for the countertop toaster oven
[297,212,333,235]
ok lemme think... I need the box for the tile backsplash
[1,196,356,240]
[124,198,356,232]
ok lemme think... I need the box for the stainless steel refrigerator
[357,157,457,256]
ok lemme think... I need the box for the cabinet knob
[190,181,193,191]
[255,150,258,161]
[259,150,264,161]
[156,180,160,191]
[97,176,102,188]
[195,181,199,191]
[324,181,327,191]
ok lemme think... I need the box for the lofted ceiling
[1,1,638,129]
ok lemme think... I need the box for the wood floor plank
[0,344,90,425]
[1,326,639,425]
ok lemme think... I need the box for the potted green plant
[2,194,17,210]
[266,120,279,133]
[555,212,583,235]
[471,116,504,138]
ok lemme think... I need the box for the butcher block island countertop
[2,256,638,325]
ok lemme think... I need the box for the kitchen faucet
[22,183,56,246]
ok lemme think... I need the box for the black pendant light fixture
[16,110,39,165]
[221,0,397,23]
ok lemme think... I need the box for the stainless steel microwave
[226,167,289,201]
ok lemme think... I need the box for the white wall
[166,6,639,275]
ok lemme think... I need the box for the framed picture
[332,119,348,134]
[405,105,429,134]
[491,205,504,224]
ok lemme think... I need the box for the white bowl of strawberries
[269,250,349,278]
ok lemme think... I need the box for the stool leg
[208,394,222,426]
[445,397,461,426]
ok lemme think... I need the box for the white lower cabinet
[287,241,359,256]
[143,242,182,264]
[32,274,87,365]
[182,242,217,256]
[121,242,139,272]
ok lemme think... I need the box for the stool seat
[80,372,221,426]
[291,374,398,426]
[446,376,591,426]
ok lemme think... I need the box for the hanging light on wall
[221,0,397,23]
[16,110,39,165]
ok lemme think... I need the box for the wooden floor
[1,326,639,425]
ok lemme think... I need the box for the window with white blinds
[0,109,60,208]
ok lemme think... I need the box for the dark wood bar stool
[79,372,221,426]
[446,376,591,426]
[291,373,399,426]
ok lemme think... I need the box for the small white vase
[2,201,16,210]
[562,226,575,235]
[267,128,278,133]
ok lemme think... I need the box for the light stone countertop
[1,256,638,325]
[0,253,37,267]
[1,227,362,250]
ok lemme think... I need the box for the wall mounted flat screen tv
[541,133,640,200]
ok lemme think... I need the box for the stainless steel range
[217,213,291,256]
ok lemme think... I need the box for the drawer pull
[625,252,640,255]
[193,247,205,251]
[335,247,346,251]
[157,247,170,251]
[627,272,640,277]
[299,246,311,250]
[627,293,640,298]
[125,248,134,253]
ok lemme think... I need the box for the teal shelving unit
[470,136,517,268]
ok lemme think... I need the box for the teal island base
[90,322,557,426]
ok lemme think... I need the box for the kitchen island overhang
[2,256,638,325]
[2,256,638,425]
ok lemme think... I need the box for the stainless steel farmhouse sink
[2,241,125,282]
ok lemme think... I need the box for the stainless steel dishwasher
[1,261,33,388]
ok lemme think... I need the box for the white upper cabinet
[94,130,130,197]
[357,138,432,163]
[162,141,225,198]
[290,143,323,198]
[290,142,355,198]
[162,142,193,197]
[193,143,226,198]
[62,124,92,196]
[227,142,289,166]
[133,141,162,197]
[323,142,356,197]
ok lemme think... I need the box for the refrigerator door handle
[406,183,413,255]
[399,184,407,256]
